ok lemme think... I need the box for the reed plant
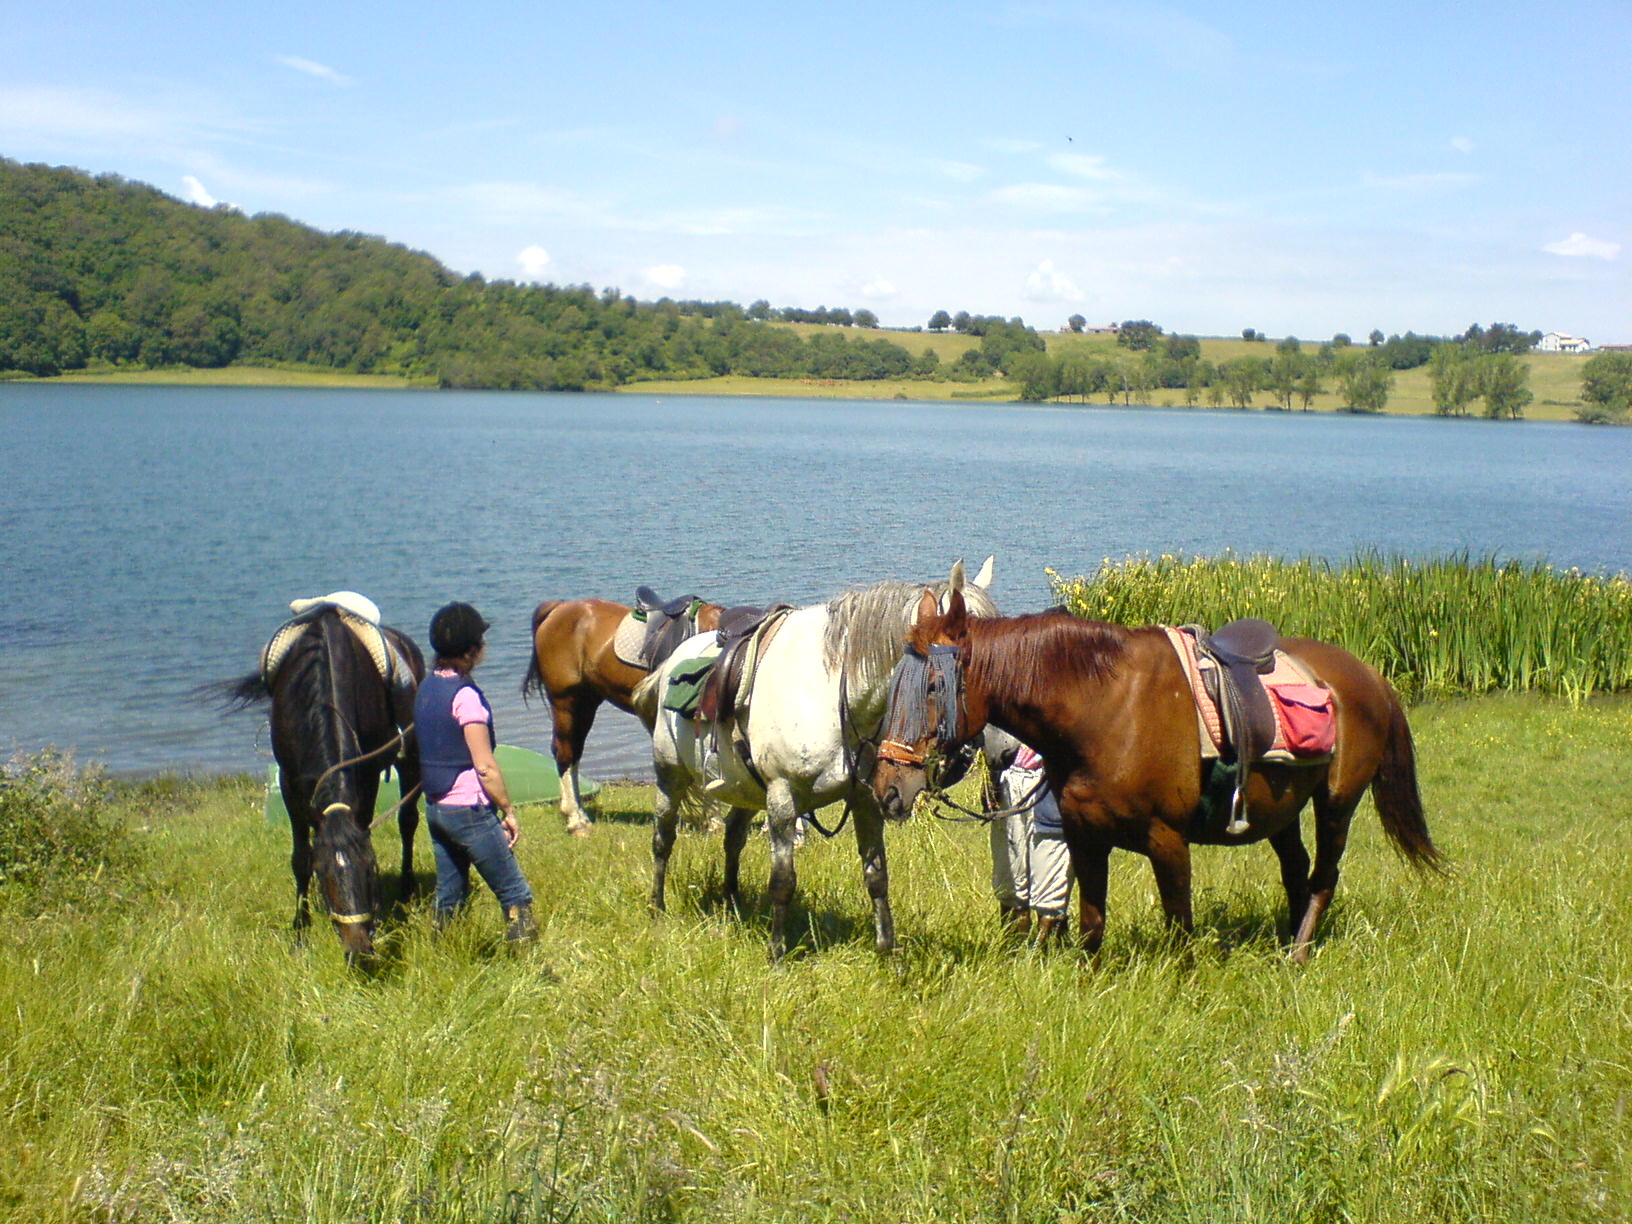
[1,694,1629,1222]
[1050,552,1632,701]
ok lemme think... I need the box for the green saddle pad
[662,648,720,718]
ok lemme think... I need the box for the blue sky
[4,1,1628,341]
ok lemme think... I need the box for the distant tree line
[1009,319,1553,418]
[0,159,915,388]
[4,158,1599,417]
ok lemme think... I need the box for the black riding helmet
[429,601,490,660]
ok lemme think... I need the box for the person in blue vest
[415,601,536,942]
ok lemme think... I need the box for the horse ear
[949,559,966,593]
[972,555,994,590]
[944,584,970,641]
[912,587,939,633]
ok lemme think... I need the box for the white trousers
[989,765,1072,919]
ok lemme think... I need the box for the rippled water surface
[2,384,1627,779]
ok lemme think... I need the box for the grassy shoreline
[16,342,1602,422]
[2,693,1629,1221]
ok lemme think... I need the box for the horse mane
[823,577,999,693]
[967,611,1127,707]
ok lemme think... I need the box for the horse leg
[851,801,895,954]
[765,780,801,961]
[290,816,314,939]
[1144,822,1195,944]
[649,770,682,914]
[396,757,421,903]
[1268,821,1312,948]
[553,693,598,836]
[721,806,754,916]
[1290,792,1357,964]
[1066,834,1111,956]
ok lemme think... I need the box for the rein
[919,767,1049,824]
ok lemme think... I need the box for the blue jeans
[426,801,533,918]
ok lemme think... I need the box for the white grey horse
[634,558,998,957]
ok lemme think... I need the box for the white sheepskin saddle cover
[259,591,412,691]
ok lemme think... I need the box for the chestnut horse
[870,569,1443,962]
[521,596,722,834]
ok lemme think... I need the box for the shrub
[0,749,143,905]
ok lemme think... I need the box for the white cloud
[644,263,687,291]
[988,183,1109,213]
[981,138,1043,155]
[181,175,217,207]
[1023,259,1084,302]
[517,244,551,278]
[275,55,354,86]
[446,181,588,218]
[860,277,897,300]
[1451,136,1474,155]
[1542,232,1620,260]
[930,159,985,183]
[1360,171,1479,192]
[1046,152,1122,182]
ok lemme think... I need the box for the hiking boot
[1035,913,1070,949]
[1000,904,1031,940]
[505,903,538,944]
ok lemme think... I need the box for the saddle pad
[612,611,648,668]
[289,590,381,624]
[1161,626,1333,764]
[261,607,411,692]
[662,648,721,719]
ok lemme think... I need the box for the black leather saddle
[1196,618,1282,831]
[635,587,698,618]
[698,603,793,723]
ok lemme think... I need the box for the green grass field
[2,694,1629,1222]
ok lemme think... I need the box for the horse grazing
[225,606,424,961]
[521,594,724,835]
[633,558,997,958]
[870,569,1444,962]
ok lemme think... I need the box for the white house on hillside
[1538,331,1591,353]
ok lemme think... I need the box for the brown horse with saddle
[870,568,1445,962]
[522,589,723,834]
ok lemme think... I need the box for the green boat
[263,745,597,824]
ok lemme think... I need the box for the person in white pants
[985,728,1073,945]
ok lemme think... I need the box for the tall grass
[1,695,1629,1221]
[1050,553,1632,700]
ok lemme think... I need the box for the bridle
[876,643,1048,824]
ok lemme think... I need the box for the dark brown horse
[870,572,1444,962]
[521,596,722,834]
[226,608,424,961]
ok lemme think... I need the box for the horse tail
[520,599,566,702]
[198,673,270,709]
[1370,692,1446,873]
[629,667,664,726]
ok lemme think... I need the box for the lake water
[2,384,1627,780]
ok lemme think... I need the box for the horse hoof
[566,821,592,839]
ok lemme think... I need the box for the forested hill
[0,158,978,389]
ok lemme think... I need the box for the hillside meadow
[1,691,1629,1223]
